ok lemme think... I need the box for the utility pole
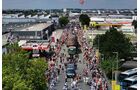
[113,52,119,83]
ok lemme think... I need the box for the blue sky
[2,0,137,9]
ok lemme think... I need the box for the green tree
[12,79,31,90]
[132,20,137,33]
[93,27,134,59]
[3,44,48,90]
[59,16,69,27]
[79,14,90,26]
[6,43,21,53]
[100,57,118,79]
[26,58,48,90]
[132,20,137,30]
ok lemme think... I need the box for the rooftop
[124,75,137,81]
[129,84,137,88]
[2,23,37,33]
[121,68,137,75]
[15,23,52,32]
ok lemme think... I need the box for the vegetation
[100,57,118,79]
[3,44,48,90]
[132,20,137,34]
[79,14,90,26]
[93,27,134,59]
[59,16,69,27]
[132,20,137,30]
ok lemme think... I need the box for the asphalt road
[49,29,112,90]
[54,44,90,90]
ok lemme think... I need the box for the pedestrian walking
[57,68,60,75]
[59,64,61,69]
[65,76,67,82]
[62,66,64,72]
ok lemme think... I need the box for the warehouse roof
[15,23,52,32]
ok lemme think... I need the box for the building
[11,23,55,40]
[90,15,135,32]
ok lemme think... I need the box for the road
[54,44,90,90]
[48,28,110,90]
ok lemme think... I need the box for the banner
[112,80,116,90]
[112,81,120,90]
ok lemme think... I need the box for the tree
[100,57,118,79]
[132,20,137,33]
[93,27,134,59]
[3,45,48,90]
[59,16,69,27]
[25,58,48,90]
[132,20,137,29]
[79,14,90,26]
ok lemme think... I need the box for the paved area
[54,44,90,90]
[47,28,109,90]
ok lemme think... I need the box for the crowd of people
[77,28,108,90]
[45,31,66,90]
[45,24,109,90]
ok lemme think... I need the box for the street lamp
[113,52,119,83]
[98,35,100,51]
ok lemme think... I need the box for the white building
[132,16,137,20]
[90,17,105,22]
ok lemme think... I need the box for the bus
[121,75,137,89]
[128,84,137,90]
[118,68,137,82]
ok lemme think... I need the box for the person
[49,84,55,90]
[86,63,88,68]
[90,85,95,90]
[71,80,76,89]
[85,76,89,84]
[59,64,61,69]
[56,75,59,82]
[57,68,60,75]
[71,81,74,88]
[62,66,64,72]
[65,75,67,82]
[60,57,62,63]
[63,85,68,90]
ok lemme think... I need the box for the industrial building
[89,15,136,32]
[11,23,55,40]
